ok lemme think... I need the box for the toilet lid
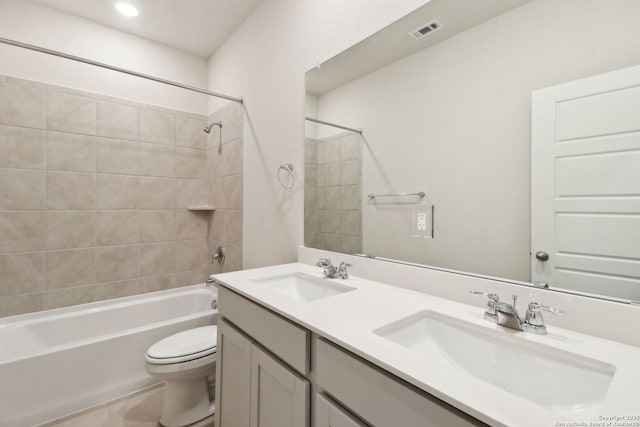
[146,325,217,364]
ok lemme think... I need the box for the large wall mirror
[304,0,640,303]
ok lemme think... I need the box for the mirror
[304,0,640,303]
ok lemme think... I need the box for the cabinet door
[315,393,367,427]
[215,319,252,427]
[250,344,310,427]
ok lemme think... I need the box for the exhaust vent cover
[409,20,442,40]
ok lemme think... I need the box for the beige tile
[324,137,341,163]
[176,240,207,272]
[97,211,140,246]
[140,143,175,177]
[46,211,96,249]
[176,179,208,208]
[0,293,43,318]
[0,84,45,128]
[324,233,342,252]
[224,210,242,245]
[304,186,318,210]
[0,125,45,169]
[46,171,96,209]
[0,252,44,296]
[208,210,225,242]
[177,211,208,241]
[140,210,176,243]
[341,185,361,210]
[304,138,318,164]
[139,177,176,209]
[176,115,206,149]
[46,131,96,172]
[340,159,360,185]
[96,101,139,140]
[94,279,140,302]
[341,133,361,160]
[210,175,242,210]
[323,210,341,234]
[176,147,207,179]
[0,211,43,252]
[0,169,44,209]
[220,102,244,144]
[43,406,110,427]
[139,242,175,276]
[5,76,60,92]
[341,234,362,255]
[305,163,317,187]
[43,286,94,310]
[324,162,341,186]
[324,187,341,209]
[46,248,96,289]
[96,245,139,283]
[317,164,326,187]
[304,210,321,232]
[139,274,176,293]
[97,175,139,209]
[208,140,242,178]
[97,138,139,175]
[175,268,208,287]
[46,92,96,134]
[341,210,361,236]
[140,108,175,145]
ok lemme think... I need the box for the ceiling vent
[408,20,442,40]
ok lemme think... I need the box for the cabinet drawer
[218,286,310,375]
[315,338,484,427]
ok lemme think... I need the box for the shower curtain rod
[0,37,243,104]
[305,117,362,134]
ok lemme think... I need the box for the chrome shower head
[203,121,223,134]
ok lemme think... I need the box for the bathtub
[0,284,218,427]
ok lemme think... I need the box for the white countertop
[214,263,640,427]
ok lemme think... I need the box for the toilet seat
[146,325,217,365]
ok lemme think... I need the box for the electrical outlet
[417,212,427,231]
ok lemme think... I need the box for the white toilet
[145,325,218,427]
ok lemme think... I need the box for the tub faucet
[471,291,566,335]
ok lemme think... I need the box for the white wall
[313,0,640,281]
[207,0,429,268]
[0,1,208,114]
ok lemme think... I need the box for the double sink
[251,271,616,419]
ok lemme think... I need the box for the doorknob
[535,251,549,261]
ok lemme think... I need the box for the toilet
[145,325,218,427]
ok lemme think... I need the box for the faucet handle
[337,262,353,279]
[316,258,332,267]
[470,291,499,321]
[523,301,566,334]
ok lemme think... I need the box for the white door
[531,65,640,301]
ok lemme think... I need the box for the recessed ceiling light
[115,2,139,17]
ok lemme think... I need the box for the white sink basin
[252,272,356,302]
[374,310,615,415]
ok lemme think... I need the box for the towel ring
[277,164,295,189]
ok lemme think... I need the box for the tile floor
[43,384,214,427]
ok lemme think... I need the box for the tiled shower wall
[304,132,362,254]
[207,102,243,275]
[0,74,243,317]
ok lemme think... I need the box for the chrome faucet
[471,291,565,335]
[316,258,352,279]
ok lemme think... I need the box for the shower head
[203,121,223,134]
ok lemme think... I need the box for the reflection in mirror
[304,0,640,303]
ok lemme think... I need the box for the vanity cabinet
[215,285,483,427]
[215,287,311,427]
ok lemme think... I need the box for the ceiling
[306,0,531,95]
[32,0,264,58]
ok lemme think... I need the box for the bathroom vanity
[212,262,640,427]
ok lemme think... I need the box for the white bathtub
[0,284,218,427]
